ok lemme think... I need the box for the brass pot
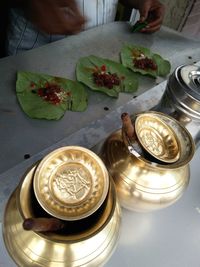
[3,164,121,266]
[101,111,195,212]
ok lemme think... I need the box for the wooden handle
[23,218,65,232]
[121,112,135,139]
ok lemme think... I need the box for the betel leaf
[120,44,171,78]
[76,55,138,98]
[16,71,88,120]
[130,21,148,33]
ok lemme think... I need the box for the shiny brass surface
[3,166,121,267]
[34,146,109,220]
[101,112,195,212]
[135,114,180,163]
[150,112,195,167]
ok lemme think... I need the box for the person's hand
[25,0,86,35]
[120,0,165,33]
[137,0,165,33]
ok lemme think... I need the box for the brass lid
[33,146,109,220]
[135,114,180,163]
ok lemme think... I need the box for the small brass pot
[101,111,195,212]
[3,163,121,267]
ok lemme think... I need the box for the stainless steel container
[154,64,200,148]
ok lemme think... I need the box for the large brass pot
[101,111,195,212]
[3,164,121,267]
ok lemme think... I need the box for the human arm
[119,0,165,33]
[9,0,86,35]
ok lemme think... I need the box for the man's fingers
[139,2,152,22]
[58,8,86,34]
[137,0,165,33]
[140,24,161,33]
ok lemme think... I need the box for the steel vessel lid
[170,64,200,101]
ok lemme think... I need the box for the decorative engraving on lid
[33,146,109,220]
[139,128,164,156]
[52,163,92,205]
[135,114,180,163]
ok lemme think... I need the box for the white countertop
[1,22,200,174]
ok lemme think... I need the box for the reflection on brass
[101,111,195,212]
[34,146,109,220]
[3,166,121,267]
[135,114,180,163]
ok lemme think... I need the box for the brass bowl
[3,165,121,267]
[135,114,180,163]
[101,111,195,212]
[33,146,109,220]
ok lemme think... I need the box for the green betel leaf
[76,55,138,98]
[120,44,171,78]
[16,71,88,120]
[130,21,148,33]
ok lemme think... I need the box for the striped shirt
[6,0,119,55]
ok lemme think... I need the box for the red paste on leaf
[92,65,122,89]
[31,82,71,105]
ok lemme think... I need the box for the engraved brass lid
[33,146,109,220]
[135,114,180,163]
